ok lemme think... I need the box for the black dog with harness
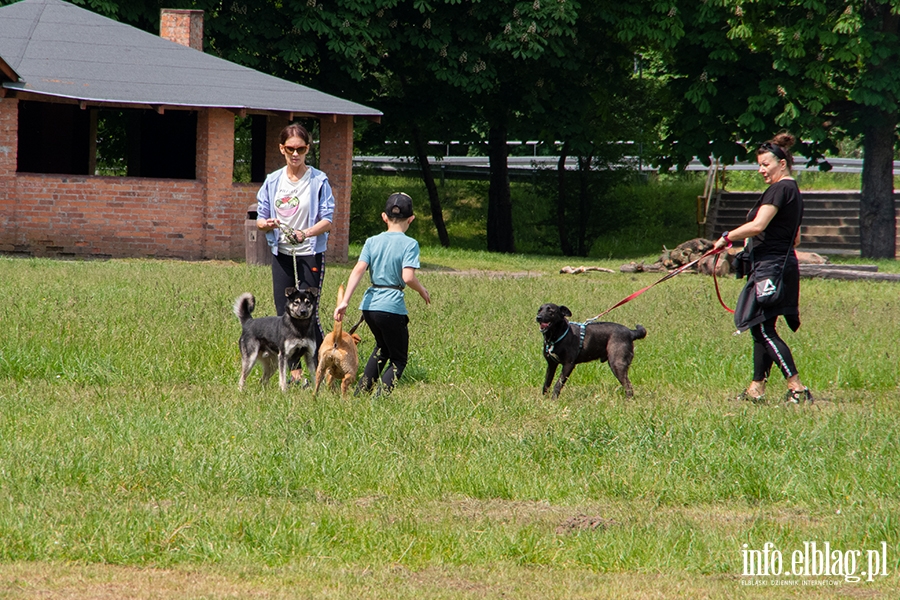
[536,303,647,399]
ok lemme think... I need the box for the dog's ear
[306,287,320,297]
[560,305,572,318]
[285,287,297,296]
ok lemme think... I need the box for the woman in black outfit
[713,133,813,404]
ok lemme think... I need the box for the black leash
[347,314,365,336]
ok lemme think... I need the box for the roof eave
[1,85,383,122]
[0,57,20,83]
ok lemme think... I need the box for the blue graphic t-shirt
[358,231,421,315]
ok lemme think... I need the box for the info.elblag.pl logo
[741,541,890,584]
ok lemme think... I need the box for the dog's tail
[234,293,255,324]
[331,284,345,347]
[631,324,647,340]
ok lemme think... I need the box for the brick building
[0,0,381,263]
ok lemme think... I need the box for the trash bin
[245,204,270,266]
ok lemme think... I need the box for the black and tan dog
[536,303,646,399]
[315,284,363,396]
[233,287,319,392]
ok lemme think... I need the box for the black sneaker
[785,387,814,404]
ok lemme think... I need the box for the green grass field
[1,250,899,599]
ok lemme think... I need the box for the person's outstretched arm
[403,267,431,306]
[334,260,368,321]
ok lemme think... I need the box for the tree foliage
[658,0,900,258]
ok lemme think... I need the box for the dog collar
[544,327,570,362]
[545,323,589,363]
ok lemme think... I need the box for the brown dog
[315,284,362,396]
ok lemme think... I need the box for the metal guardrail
[353,155,899,175]
[698,157,900,175]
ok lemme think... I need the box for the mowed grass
[1,251,899,599]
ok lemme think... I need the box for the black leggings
[749,317,798,381]
[358,310,410,393]
[272,252,325,368]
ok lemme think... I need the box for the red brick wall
[12,175,207,257]
[0,105,257,259]
[197,108,248,259]
[265,116,289,174]
[0,105,353,262]
[0,98,17,244]
[2,174,258,259]
[319,115,353,263]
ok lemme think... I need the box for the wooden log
[559,265,616,274]
[799,264,879,273]
[698,254,730,277]
[795,251,829,265]
[619,262,667,273]
[800,266,900,281]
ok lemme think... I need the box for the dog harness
[544,322,588,363]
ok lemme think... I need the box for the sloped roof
[0,0,382,119]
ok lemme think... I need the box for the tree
[522,23,666,256]
[358,0,583,253]
[206,0,586,254]
[359,69,459,248]
[656,0,899,259]
[385,1,670,254]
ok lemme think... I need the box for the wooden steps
[707,190,900,256]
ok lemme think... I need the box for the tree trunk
[577,154,593,256]
[860,114,897,259]
[556,142,573,255]
[410,123,450,247]
[487,122,515,253]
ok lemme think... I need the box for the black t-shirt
[746,178,803,259]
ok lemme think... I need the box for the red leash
[589,246,733,321]
[712,250,735,314]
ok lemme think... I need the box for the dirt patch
[0,563,273,600]
[421,268,542,279]
[354,495,387,508]
[403,566,493,595]
[423,497,567,526]
[555,514,617,535]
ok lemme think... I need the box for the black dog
[233,287,319,391]
[536,303,647,399]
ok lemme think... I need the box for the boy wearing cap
[334,193,431,394]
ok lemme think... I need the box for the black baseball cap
[385,192,414,218]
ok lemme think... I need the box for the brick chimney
[160,9,204,51]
